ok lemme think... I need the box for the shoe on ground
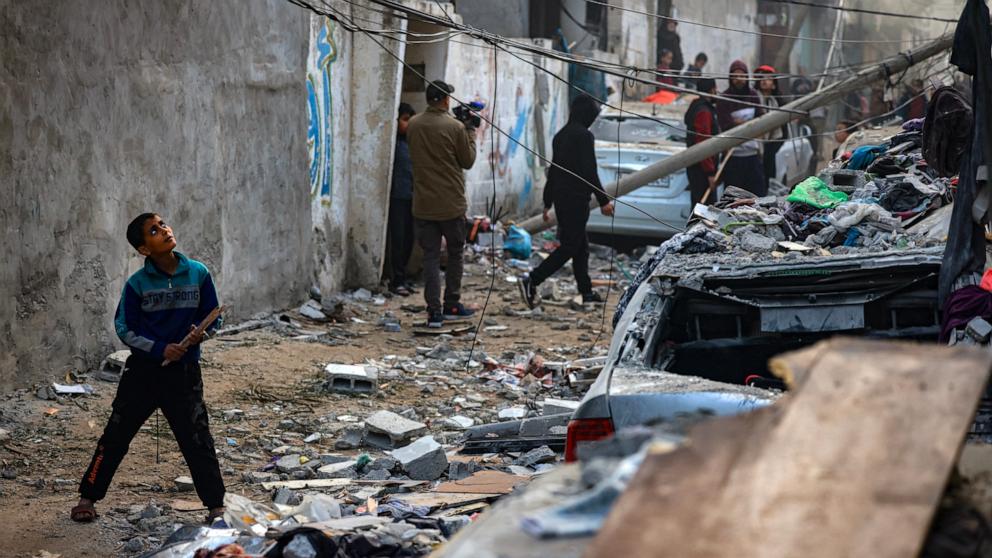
[443,303,475,321]
[389,284,412,297]
[518,275,536,309]
[582,291,605,304]
[426,311,444,328]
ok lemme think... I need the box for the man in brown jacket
[407,80,478,327]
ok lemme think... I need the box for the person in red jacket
[684,78,721,206]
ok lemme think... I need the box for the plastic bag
[504,225,532,259]
[787,176,849,209]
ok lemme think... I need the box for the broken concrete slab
[335,426,364,450]
[275,454,304,474]
[324,364,379,394]
[317,459,357,479]
[390,436,448,481]
[498,407,527,421]
[440,416,475,430]
[447,460,483,481]
[513,446,557,468]
[519,414,572,437]
[97,349,131,382]
[174,476,194,492]
[541,398,579,416]
[299,299,328,321]
[365,411,428,450]
[243,471,277,484]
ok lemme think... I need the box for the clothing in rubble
[717,60,767,196]
[530,95,610,295]
[684,79,720,206]
[938,0,991,307]
[940,285,992,342]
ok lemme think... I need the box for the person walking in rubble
[519,94,615,309]
[386,102,416,297]
[407,80,478,328]
[685,78,721,206]
[717,60,767,195]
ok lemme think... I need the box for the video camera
[453,100,485,129]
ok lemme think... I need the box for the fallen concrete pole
[519,33,954,234]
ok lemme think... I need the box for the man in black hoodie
[519,95,614,308]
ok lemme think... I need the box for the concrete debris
[317,459,357,479]
[299,299,328,321]
[174,476,194,492]
[966,318,992,343]
[514,445,558,468]
[542,398,580,416]
[324,363,379,394]
[272,486,300,506]
[498,407,528,421]
[335,426,364,450]
[97,349,130,382]
[440,415,475,430]
[389,436,448,481]
[364,410,428,449]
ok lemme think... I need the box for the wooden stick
[699,147,736,206]
[162,306,225,366]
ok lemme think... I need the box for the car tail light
[565,418,615,462]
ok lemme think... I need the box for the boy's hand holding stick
[162,306,225,366]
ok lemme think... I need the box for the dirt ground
[0,258,622,557]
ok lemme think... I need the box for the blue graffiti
[307,19,337,200]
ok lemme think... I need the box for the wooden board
[435,470,528,495]
[386,491,499,511]
[588,338,992,558]
[259,478,424,490]
[412,325,476,336]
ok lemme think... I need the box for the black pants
[415,217,466,314]
[724,154,767,197]
[79,356,225,508]
[387,198,414,287]
[763,140,783,187]
[687,165,713,207]
[530,201,593,294]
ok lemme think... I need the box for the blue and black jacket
[114,252,222,363]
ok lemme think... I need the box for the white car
[587,106,814,241]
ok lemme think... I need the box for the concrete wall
[308,4,405,291]
[455,0,529,38]
[673,1,761,82]
[0,0,311,389]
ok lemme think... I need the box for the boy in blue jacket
[71,213,226,524]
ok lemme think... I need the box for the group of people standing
[683,60,791,205]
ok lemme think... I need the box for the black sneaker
[426,311,444,328]
[518,276,537,309]
[582,291,605,304]
[443,303,475,321]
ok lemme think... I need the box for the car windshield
[591,115,686,144]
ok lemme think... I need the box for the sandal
[70,502,98,523]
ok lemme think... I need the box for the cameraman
[407,80,478,328]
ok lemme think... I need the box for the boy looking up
[71,213,226,524]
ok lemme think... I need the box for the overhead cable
[764,0,957,23]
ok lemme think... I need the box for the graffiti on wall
[307,18,337,203]
[483,85,536,210]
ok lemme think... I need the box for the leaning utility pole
[519,33,954,234]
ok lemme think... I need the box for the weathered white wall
[672,1,761,81]
[445,37,569,219]
[0,0,311,389]
[307,5,405,291]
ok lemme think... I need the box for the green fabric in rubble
[786,176,850,209]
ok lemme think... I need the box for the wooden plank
[588,338,992,558]
[412,325,476,336]
[387,491,500,510]
[435,471,528,495]
[259,478,424,490]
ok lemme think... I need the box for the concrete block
[513,445,557,467]
[324,364,379,394]
[276,454,304,473]
[447,460,482,481]
[966,318,992,343]
[317,459,357,479]
[243,471,277,484]
[97,350,131,382]
[370,457,398,471]
[364,411,427,449]
[335,426,364,450]
[498,407,527,421]
[389,436,448,481]
[542,398,579,416]
[174,476,194,492]
[440,415,475,430]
